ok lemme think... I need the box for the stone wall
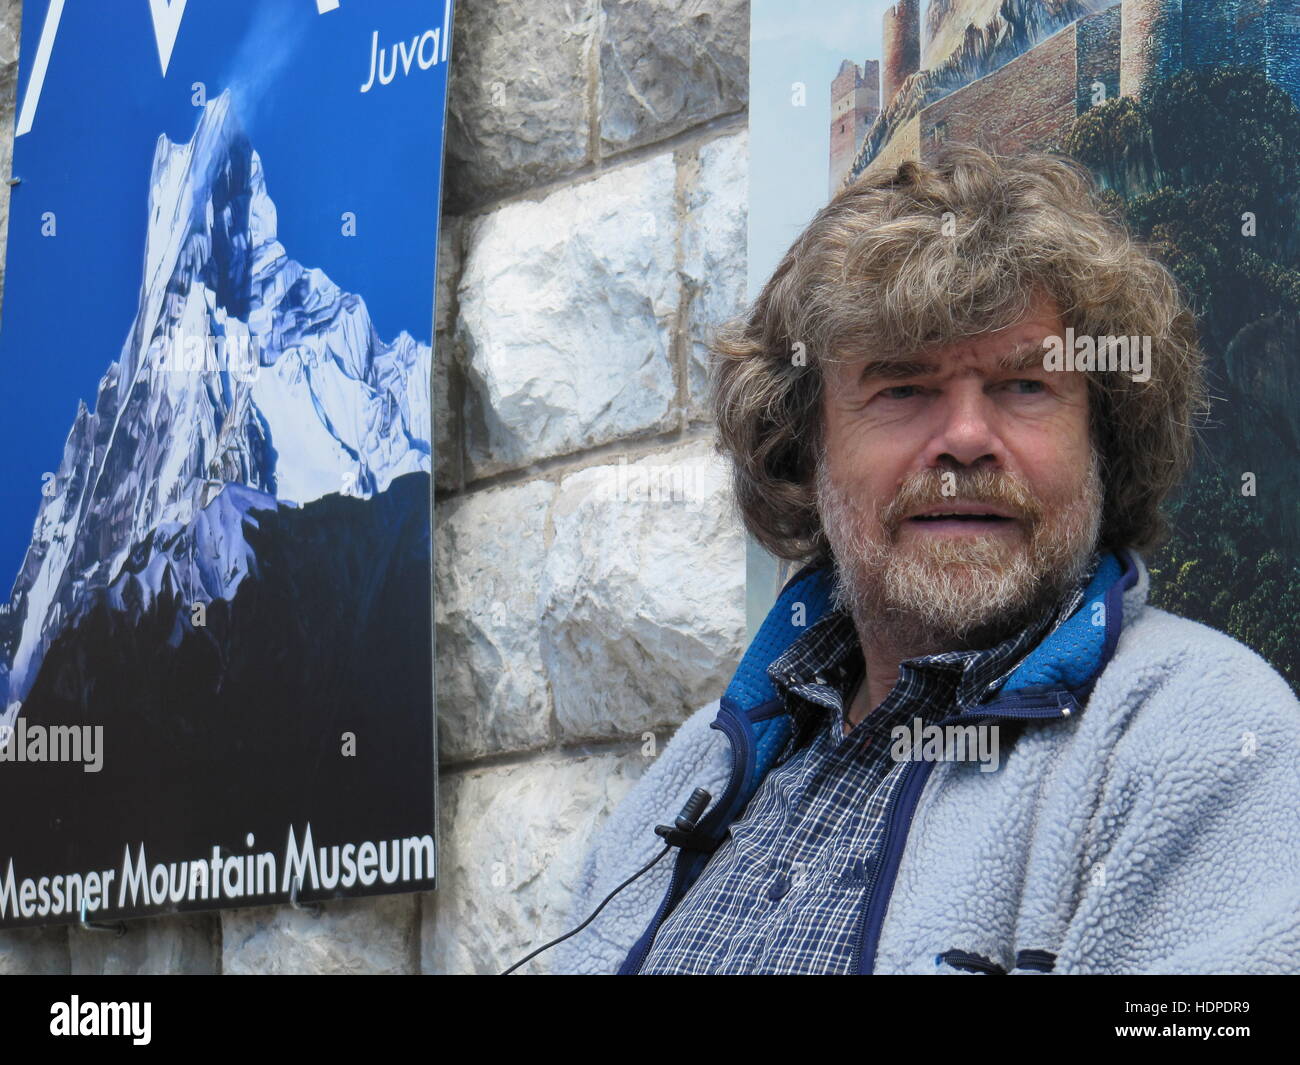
[0,0,750,974]
[1075,3,1122,114]
[867,112,922,177]
[922,14,1080,156]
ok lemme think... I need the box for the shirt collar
[766,552,1100,752]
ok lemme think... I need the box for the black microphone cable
[500,842,673,975]
[500,787,712,975]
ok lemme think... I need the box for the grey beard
[816,454,1103,655]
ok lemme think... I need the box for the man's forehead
[825,287,1065,377]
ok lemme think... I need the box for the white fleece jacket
[554,555,1300,974]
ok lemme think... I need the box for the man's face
[816,293,1103,649]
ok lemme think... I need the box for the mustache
[879,468,1043,532]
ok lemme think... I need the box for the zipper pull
[936,949,1007,974]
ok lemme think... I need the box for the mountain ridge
[1,89,431,722]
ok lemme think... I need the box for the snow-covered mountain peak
[1,92,431,715]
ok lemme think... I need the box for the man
[554,145,1300,975]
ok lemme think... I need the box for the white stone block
[459,153,679,475]
[540,440,746,741]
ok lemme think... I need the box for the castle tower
[882,0,922,109]
[1265,0,1300,108]
[1236,0,1300,109]
[829,59,880,197]
[1183,0,1238,69]
[1120,0,1184,99]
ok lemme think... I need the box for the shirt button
[814,674,827,686]
[767,876,789,901]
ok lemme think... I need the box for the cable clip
[654,787,713,850]
[79,897,126,937]
[289,876,322,917]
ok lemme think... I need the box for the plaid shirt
[639,558,1097,975]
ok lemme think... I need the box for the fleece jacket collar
[722,549,1138,715]
[702,548,1141,838]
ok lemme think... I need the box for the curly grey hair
[710,143,1207,563]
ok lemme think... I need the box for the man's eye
[880,385,920,400]
[1008,379,1045,394]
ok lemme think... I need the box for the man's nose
[925,389,1005,469]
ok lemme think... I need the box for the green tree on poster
[1063,66,1300,689]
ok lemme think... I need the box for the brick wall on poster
[921,17,1082,156]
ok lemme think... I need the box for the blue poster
[0,0,451,926]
